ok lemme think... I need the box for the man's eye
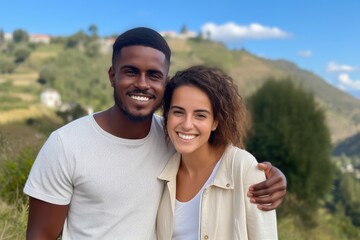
[124,69,136,76]
[149,73,162,80]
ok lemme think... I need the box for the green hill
[333,132,360,157]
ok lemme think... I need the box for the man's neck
[94,107,153,139]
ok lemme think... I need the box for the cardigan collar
[158,145,236,190]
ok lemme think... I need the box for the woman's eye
[172,110,183,116]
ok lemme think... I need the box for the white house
[160,30,197,39]
[40,88,61,108]
[29,34,51,44]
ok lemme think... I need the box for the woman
[157,65,278,239]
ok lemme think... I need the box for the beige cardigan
[156,145,278,240]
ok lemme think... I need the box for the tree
[246,79,334,224]
[65,30,88,48]
[12,29,29,43]
[0,57,16,73]
[14,46,31,63]
[38,65,56,86]
[88,24,98,39]
[0,29,4,42]
[85,40,100,58]
[180,24,188,34]
[333,172,360,227]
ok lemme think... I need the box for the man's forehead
[117,46,169,69]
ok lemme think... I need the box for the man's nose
[134,74,149,89]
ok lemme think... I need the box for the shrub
[246,79,334,226]
[0,146,38,205]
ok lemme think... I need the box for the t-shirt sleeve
[23,131,73,205]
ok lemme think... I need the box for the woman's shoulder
[229,146,257,165]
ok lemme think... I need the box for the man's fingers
[249,182,286,197]
[247,188,269,197]
[249,175,283,192]
[257,199,282,211]
[257,162,270,171]
[250,190,286,204]
[249,162,287,211]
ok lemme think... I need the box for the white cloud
[338,73,360,90]
[298,50,313,58]
[326,61,358,73]
[201,22,290,43]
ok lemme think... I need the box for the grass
[0,105,48,124]
[278,207,360,240]
[0,200,27,240]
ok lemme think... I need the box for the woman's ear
[212,121,218,131]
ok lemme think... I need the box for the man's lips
[127,91,156,102]
[130,95,150,102]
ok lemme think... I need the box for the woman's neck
[179,144,226,177]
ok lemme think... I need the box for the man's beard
[114,89,160,123]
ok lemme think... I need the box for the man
[24,27,286,239]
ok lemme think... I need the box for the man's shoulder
[153,114,164,123]
[152,114,165,132]
[55,114,92,135]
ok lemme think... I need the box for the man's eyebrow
[120,65,138,70]
[148,69,164,76]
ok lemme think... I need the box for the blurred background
[0,1,359,239]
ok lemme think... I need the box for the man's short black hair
[112,27,171,67]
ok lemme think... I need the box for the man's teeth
[131,95,150,101]
[178,133,195,140]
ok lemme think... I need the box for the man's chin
[121,109,153,123]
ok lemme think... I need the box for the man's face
[109,45,168,122]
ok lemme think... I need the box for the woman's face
[166,85,218,156]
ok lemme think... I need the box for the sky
[1,0,360,99]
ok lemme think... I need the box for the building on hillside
[4,33,12,41]
[98,37,116,53]
[178,31,197,39]
[40,88,61,108]
[160,30,197,39]
[29,34,51,44]
[160,31,178,38]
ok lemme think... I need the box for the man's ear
[108,66,115,87]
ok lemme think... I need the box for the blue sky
[1,0,360,99]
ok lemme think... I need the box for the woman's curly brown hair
[162,65,250,148]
